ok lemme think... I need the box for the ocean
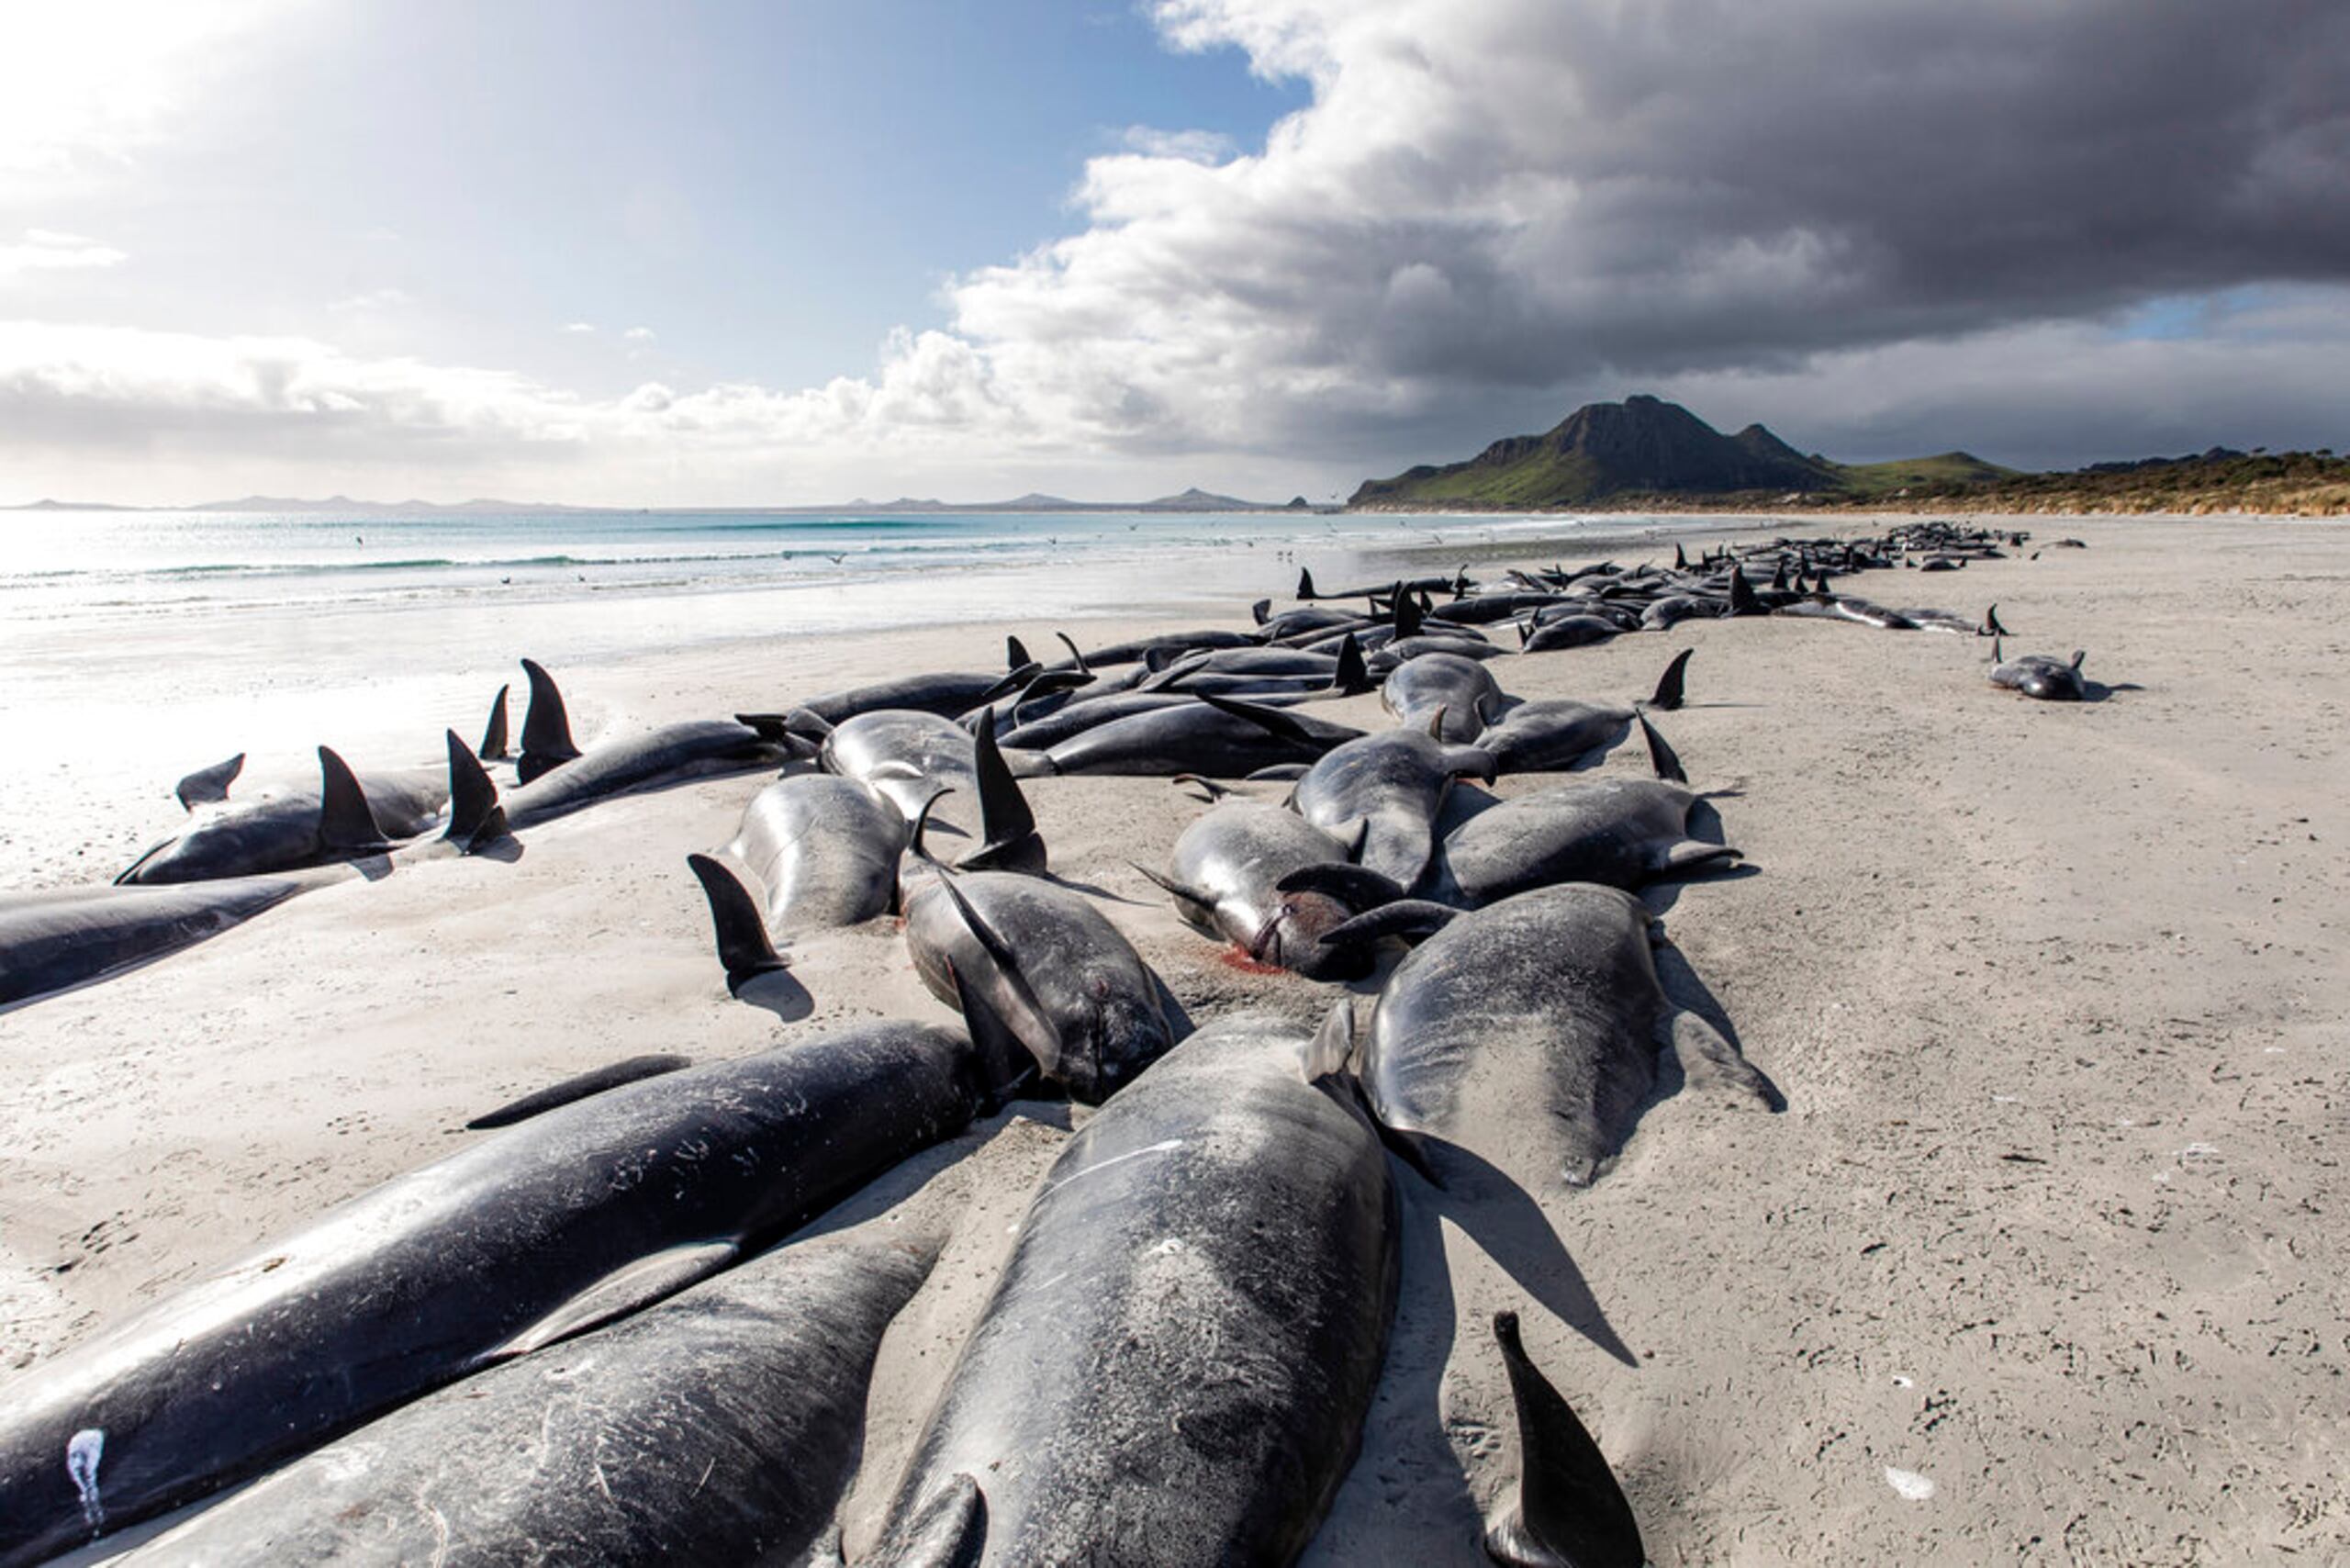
[0,504,1723,889]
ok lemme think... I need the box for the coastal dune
[1,515,2343,1562]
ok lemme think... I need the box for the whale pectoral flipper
[1484,1310,1645,1568]
[867,1473,987,1568]
[464,1054,693,1129]
[488,1239,740,1361]
[1275,862,1406,912]
[945,959,1035,1106]
[932,872,1061,1061]
[174,753,245,810]
[1656,839,1740,876]
[1658,1007,1772,1107]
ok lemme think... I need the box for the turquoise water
[0,504,1723,887]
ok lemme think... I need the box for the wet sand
[3,514,2344,1562]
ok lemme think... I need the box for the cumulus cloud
[0,230,128,279]
[925,0,2350,464]
[5,0,2347,499]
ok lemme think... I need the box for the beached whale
[116,746,445,885]
[900,853,1177,1104]
[1382,652,1505,743]
[1292,724,1497,890]
[0,874,314,1010]
[715,773,909,935]
[1437,775,1735,902]
[497,661,791,829]
[7,735,506,1011]
[118,1220,942,1567]
[0,1020,988,1566]
[821,709,979,821]
[1136,792,1397,980]
[874,1012,1396,1567]
[1989,639,2090,701]
[1036,693,1362,778]
[1332,884,1771,1193]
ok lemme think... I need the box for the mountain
[1348,395,1842,509]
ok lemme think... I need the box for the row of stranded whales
[0,1021,994,1565]
[5,518,2111,1562]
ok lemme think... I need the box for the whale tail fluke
[686,853,789,994]
[317,746,392,856]
[517,658,583,784]
[1647,648,1693,711]
[174,752,245,811]
[1484,1309,1645,1568]
[477,683,511,761]
[443,730,509,852]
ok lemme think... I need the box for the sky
[1,0,2345,507]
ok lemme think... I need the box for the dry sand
[2,515,2344,1563]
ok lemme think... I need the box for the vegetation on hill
[1348,397,2349,516]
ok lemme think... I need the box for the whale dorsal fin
[1005,634,1031,671]
[1297,566,1317,599]
[1486,1310,1645,1568]
[685,853,788,994]
[1728,565,1757,616]
[1393,584,1424,639]
[957,708,1046,874]
[1055,631,1091,677]
[517,658,583,784]
[907,788,954,863]
[477,683,510,760]
[2071,649,2087,671]
[316,746,389,854]
[1333,633,1368,694]
[867,1473,987,1568]
[174,753,245,811]
[1195,691,1317,745]
[1637,712,1687,784]
[443,729,509,851]
[1250,598,1271,626]
[1647,648,1692,711]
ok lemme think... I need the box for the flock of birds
[0,521,2100,1565]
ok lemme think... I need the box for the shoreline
[3,513,2345,1561]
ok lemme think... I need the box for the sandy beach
[3,512,2344,1563]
